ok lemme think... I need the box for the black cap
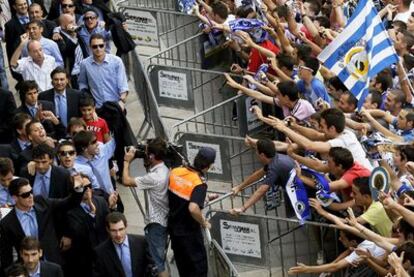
[196,147,216,164]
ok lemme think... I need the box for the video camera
[125,139,186,169]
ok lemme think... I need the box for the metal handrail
[118,5,198,16]
[206,209,339,230]
[147,32,204,61]
[170,94,243,139]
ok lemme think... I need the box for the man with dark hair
[351,177,393,237]
[361,107,414,143]
[0,158,16,207]
[20,143,72,199]
[122,138,169,277]
[20,237,64,277]
[78,33,128,109]
[291,147,371,210]
[5,263,28,277]
[73,130,118,201]
[254,107,372,170]
[230,138,295,213]
[15,81,55,119]
[225,75,315,122]
[64,174,111,277]
[168,147,216,277]
[93,212,151,277]
[297,57,332,110]
[0,177,86,272]
[363,90,383,110]
[337,92,357,113]
[10,113,31,156]
[38,67,82,127]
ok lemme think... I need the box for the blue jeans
[145,223,168,273]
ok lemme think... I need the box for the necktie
[40,175,48,198]
[119,244,132,277]
[56,94,67,127]
[30,107,37,118]
[20,16,29,25]
[24,211,38,238]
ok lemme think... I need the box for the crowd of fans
[190,0,414,276]
[3,0,414,275]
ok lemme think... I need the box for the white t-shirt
[345,240,386,264]
[328,129,373,170]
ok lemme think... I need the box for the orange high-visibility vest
[169,167,203,201]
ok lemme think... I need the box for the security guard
[168,147,216,277]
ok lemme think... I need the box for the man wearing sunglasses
[78,33,128,110]
[0,176,87,273]
[78,9,111,58]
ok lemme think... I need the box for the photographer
[122,137,169,277]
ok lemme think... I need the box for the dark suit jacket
[17,145,32,176]
[38,88,82,121]
[14,100,55,117]
[41,19,58,39]
[0,89,17,144]
[0,190,84,272]
[40,261,64,277]
[65,196,109,277]
[4,17,26,61]
[93,235,150,277]
[0,144,19,169]
[14,101,67,140]
[20,165,72,199]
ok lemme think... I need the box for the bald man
[11,37,57,91]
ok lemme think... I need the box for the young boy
[79,95,110,143]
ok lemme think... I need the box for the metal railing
[206,209,344,277]
[119,0,177,10]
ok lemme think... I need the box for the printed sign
[185,141,223,174]
[220,220,262,258]
[158,70,188,100]
[124,9,159,48]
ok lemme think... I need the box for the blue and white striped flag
[318,0,399,108]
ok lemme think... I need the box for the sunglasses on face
[59,150,76,157]
[84,16,96,21]
[62,4,74,8]
[19,189,33,198]
[91,44,105,49]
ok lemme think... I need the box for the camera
[125,139,185,169]
[68,25,81,33]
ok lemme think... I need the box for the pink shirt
[273,98,315,122]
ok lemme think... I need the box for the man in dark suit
[9,113,32,157]
[65,183,111,277]
[0,177,86,272]
[39,68,82,127]
[0,89,17,144]
[93,212,152,277]
[20,143,71,199]
[14,81,66,140]
[20,237,64,277]
[4,0,28,81]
